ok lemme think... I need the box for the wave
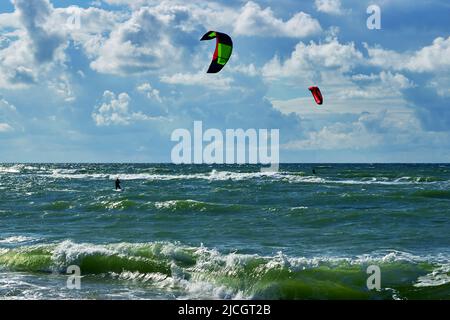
[40,201,74,211]
[0,164,25,174]
[1,241,449,300]
[38,169,446,186]
[153,200,245,213]
[42,169,279,182]
[289,206,309,213]
[336,171,445,182]
[415,264,450,288]
[85,199,138,211]
[84,199,246,214]
[0,236,38,244]
[0,164,47,174]
[2,164,449,188]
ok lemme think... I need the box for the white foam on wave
[289,206,309,211]
[42,169,279,182]
[47,240,247,299]
[51,240,141,269]
[2,240,450,299]
[0,164,46,174]
[154,200,179,210]
[154,199,211,211]
[40,168,443,186]
[414,264,450,288]
[0,272,48,300]
[51,168,79,175]
[9,241,448,274]
[116,169,280,182]
[46,172,110,180]
[0,165,23,174]
[0,236,38,244]
[283,175,441,186]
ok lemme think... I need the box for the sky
[0,0,449,163]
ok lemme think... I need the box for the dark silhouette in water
[312,169,317,175]
[115,178,122,190]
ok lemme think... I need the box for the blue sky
[0,0,449,162]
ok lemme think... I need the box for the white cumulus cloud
[234,2,321,38]
[160,72,233,89]
[262,38,363,80]
[89,7,182,75]
[137,83,162,102]
[0,123,13,132]
[92,90,164,126]
[0,97,19,133]
[315,0,344,15]
[366,36,450,73]
[282,110,422,151]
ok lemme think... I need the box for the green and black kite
[200,31,233,73]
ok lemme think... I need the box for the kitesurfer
[115,178,122,190]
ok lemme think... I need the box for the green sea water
[0,163,449,300]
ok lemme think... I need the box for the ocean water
[0,163,449,300]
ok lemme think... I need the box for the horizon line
[1,162,450,165]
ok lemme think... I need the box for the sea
[0,163,449,300]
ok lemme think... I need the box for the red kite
[309,86,323,105]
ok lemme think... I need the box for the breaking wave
[1,241,449,300]
[36,169,446,186]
